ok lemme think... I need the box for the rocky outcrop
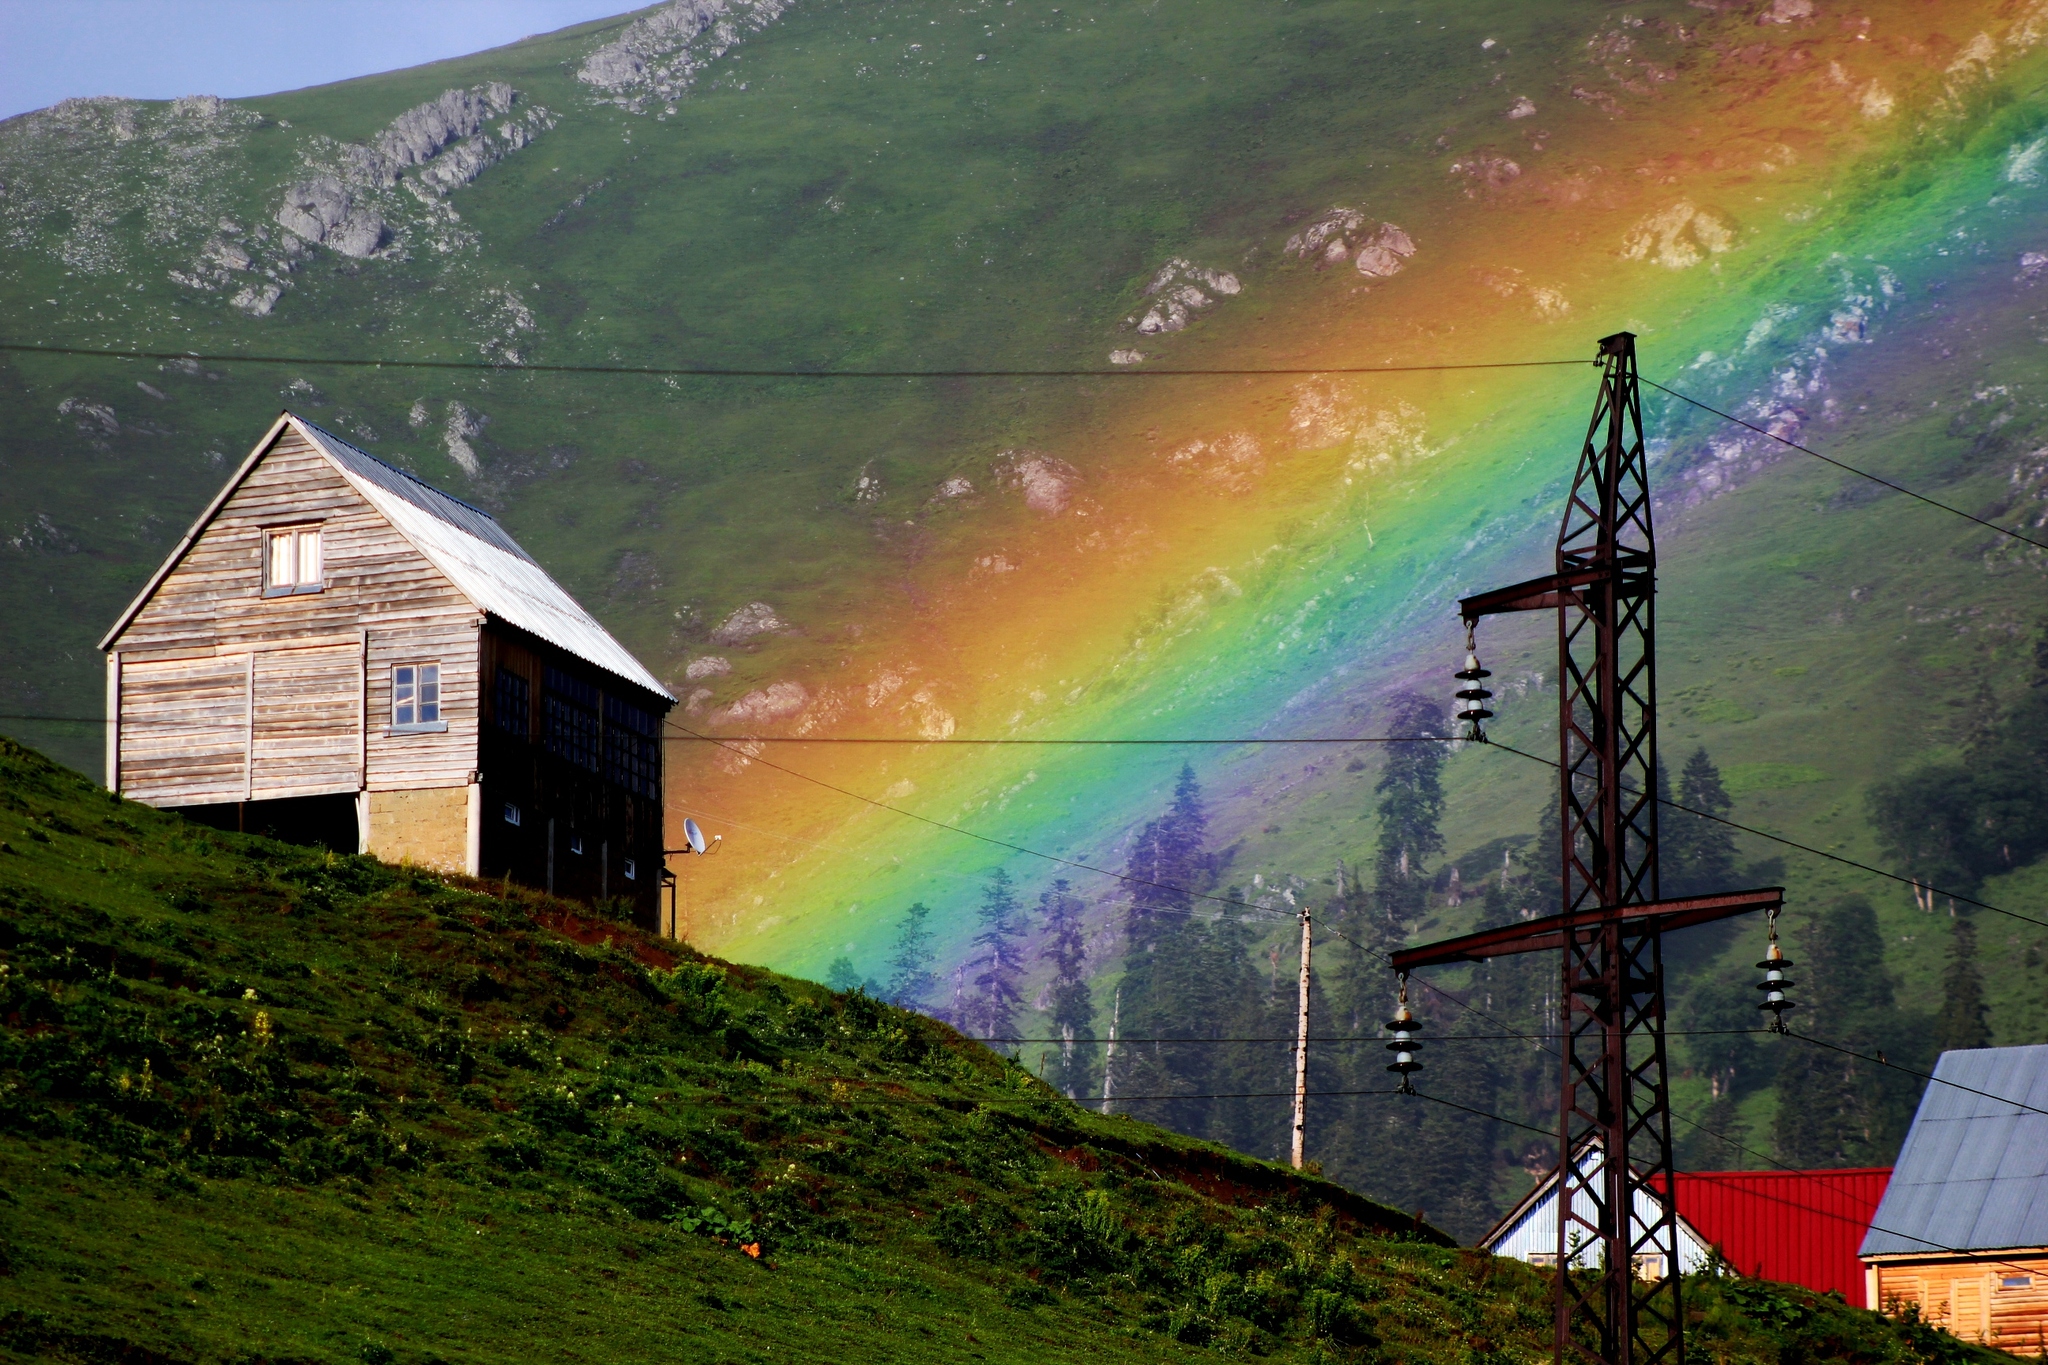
[443,401,486,476]
[1283,210,1417,277]
[684,656,733,680]
[276,176,388,257]
[578,0,792,113]
[709,680,809,727]
[58,398,117,435]
[231,282,283,315]
[272,84,553,265]
[711,601,789,645]
[375,84,514,175]
[1128,258,1241,334]
[992,450,1081,515]
[1447,154,1522,194]
[1620,200,1736,269]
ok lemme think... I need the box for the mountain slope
[7,0,2048,1241]
[0,737,1995,1365]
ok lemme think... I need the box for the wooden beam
[1389,887,1784,971]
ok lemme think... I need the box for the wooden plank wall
[119,654,249,806]
[1872,1254,2048,1350]
[252,642,359,800]
[114,427,479,806]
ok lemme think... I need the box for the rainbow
[673,0,2048,983]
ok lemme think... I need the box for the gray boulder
[276,177,349,243]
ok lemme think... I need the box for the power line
[1648,376,2048,553]
[1785,1029,2048,1124]
[1654,1073,2048,1283]
[0,342,1594,380]
[664,734,1445,746]
[1480,737,2048,934]
[665,718,1309,926]
[982,1029,1782,1045]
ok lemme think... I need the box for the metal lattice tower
[1394,333,1786,1365]
[1549,332,1680,1365]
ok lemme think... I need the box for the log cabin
[1859,1043,2048,1351]
[99,412,675,927]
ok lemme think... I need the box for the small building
[99,412,675,927]
[1860,1044,2048,1351]
[1662,1167,1890,1305]
[1481,1141,1712,1281]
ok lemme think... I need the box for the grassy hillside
[7,0,2048,1248]
[0,736,1996,1364]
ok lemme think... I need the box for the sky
[0,0,637,123]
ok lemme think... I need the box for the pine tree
[965,868,1029,1041]
[885,902,938,1010]
[1040,880,1095,1098]
[1935,913,1993,1052]
[1372,694,1447,934]
[1667,747,1737,896]
[826,956,862,994]
[1773,897,1924,1166]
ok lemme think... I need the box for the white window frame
[264,524,325,596]
[390,661,446,734]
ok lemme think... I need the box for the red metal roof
[1653,1168,1891,1302]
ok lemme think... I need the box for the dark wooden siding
[478,624,665,927]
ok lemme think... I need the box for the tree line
[823,634,2048,1241]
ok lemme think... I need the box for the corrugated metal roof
[1859,1044,2048,1258]
[294,417,674,702]
[1669,1168,1890,1302]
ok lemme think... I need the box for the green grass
[0,736,1995,1365]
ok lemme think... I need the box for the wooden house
[1860,1044,2048,1350]
[99,412,675,927]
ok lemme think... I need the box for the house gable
[108,416,473,657]
[106,417,481,806]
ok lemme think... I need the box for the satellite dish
[684,818,708,855]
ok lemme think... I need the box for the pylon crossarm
[1387,888,1784,971]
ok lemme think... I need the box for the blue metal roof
[1859,1044,2048,1257]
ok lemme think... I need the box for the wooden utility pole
[1291,907,1312,1169]
[1100,987,1121,1114]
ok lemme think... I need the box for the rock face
[272,84,553,266]
[375,84,514,175]
[276,176,388,257]
[1284,210,1417,277]
[1129,258,1241,334]
[443,401,486,476]
[711,601,789,645]
[684,656,732,680]
[709,680,808,727]
[1620,200,1736,269]
[992,450,1081,515]
[231,282,283,316]
[578,0,792,112]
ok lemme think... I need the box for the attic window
[264,526,323,595]
[391,662,445,733]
